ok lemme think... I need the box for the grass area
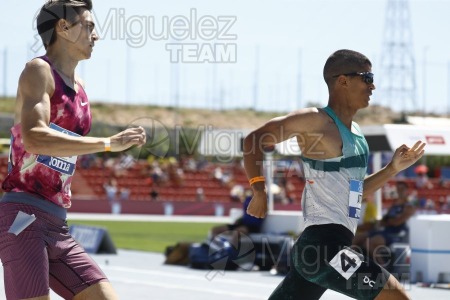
[0,97,15,114]
[67,220,217,253]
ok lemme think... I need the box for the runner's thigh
[47,220,108,299]
[0,203,50,299]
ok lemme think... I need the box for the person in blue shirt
[211,189,264,239]
[353,181,416,265]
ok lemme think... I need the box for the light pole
[448,61,450,116]
[3,47,7,97]
[422,46,429,115]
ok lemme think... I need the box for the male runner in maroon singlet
[0,1,146,299]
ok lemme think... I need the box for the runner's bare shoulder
[285,107,329,131]
[19,58,54,93]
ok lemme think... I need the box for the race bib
[36,123,79,176]
[329,247,363,280]
[348,179,363,219]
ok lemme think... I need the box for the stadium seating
[0,155,448,214]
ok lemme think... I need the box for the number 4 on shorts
[329,247,363,280]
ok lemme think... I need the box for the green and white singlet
[301,106,369,235]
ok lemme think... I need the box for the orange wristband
[104,138,111,152]
[249,176,265,185]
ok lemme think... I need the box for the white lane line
[110,276,268,299]
[103,265,279,288]
[68,213,231,223]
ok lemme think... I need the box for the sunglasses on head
[333,72,374,84]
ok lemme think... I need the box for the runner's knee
[73,282,118,300]
[374,275,410,300]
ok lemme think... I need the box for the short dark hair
[323,49,372,86]
[36,0,93,49]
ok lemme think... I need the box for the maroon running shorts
[0,202,108,299]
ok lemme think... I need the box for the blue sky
[1,0,450,113]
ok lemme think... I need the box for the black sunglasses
[333,72,374,84]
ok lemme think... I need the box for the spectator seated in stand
[113,153,135,177]
[196,187,205,201]
[150,188,159,201]
[439,166,450,188]
[167,158,184,188]
[79,153,97,169]
[209,190,265,243]
[414,164,433,189]
[355,194,378,234]
[212,166,233,187]
[181,155,197,173]
[352,181,416,266]
[229,183,244,202]
[195,156,208,172]
[119,187,130,201]
[415,173,433,189]
[103,177,118,202]
[148,161,168,187]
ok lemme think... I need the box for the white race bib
[329,248,363,280]
[36,123,79,176]
[348,179,363,219]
